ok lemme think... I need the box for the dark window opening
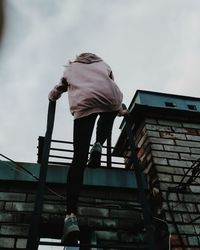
[187,104,197,110]
[165,102,176,107]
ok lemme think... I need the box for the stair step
[39,240,147,249]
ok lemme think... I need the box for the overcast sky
[1,0,200,164]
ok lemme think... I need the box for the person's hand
[48,90,61,101]
[48,97,56,102]
[118,109,130,117]
[152,187,160,198]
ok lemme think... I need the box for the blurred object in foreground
[0,0,5,46]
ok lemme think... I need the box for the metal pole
[122,104,156,250]
[26,101,56,250]
[37,136,44,164]
[106,135,112,168]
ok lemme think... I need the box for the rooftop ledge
[113,90,200,156]
[0,161,145,189]
[129,90,200,113]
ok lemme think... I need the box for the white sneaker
[61,215,80,245]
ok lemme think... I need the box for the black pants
[66,111,118,214]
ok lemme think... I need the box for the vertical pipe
[26,101,56,250]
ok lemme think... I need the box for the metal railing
[37,136,127,168]
[26,101,156,250]
[27,101,56,250]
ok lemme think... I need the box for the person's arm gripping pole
[48,77,69,101]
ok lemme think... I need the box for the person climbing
[48,52,127,244]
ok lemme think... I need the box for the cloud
[1,0,200,162]
[163,5,200,96]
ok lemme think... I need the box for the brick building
[114,90,200,249]
[1,90,200,249]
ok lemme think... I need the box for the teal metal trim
[0,161,40,182]
[0,161,145,189]
[115,90,200,157]
[129,90,200,114]
[120,90,200,130]
[84,167,141,188]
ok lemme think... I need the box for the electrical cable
[166,157,200,250]
[0,153,39,180]
[177,161,200,244]
[0,160,36,180]
[1,153,172,248]
[4,149,198,250]
[1,152,173,249]
[0,152,148,209]
[177,190,200,246]
[177,168,200,247]
[0,153,66,200]
[177,158,200,190]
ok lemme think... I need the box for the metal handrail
[27,101,125,250]
[27,101,156,250]
[27,101,56,250]
[37,136,127,168]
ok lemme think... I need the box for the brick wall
[0,179,146,249]
[132,117,200,250]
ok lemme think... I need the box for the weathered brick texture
[132,117,200,250]
[0,182,143,249]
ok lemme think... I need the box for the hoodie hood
[73,53,102,64]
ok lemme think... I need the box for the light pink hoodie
[49,55,123,119]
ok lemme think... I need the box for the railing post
[106,135,112,168]
[37,136,44,164]
[26,101,56,250]
[122,104,156,250]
